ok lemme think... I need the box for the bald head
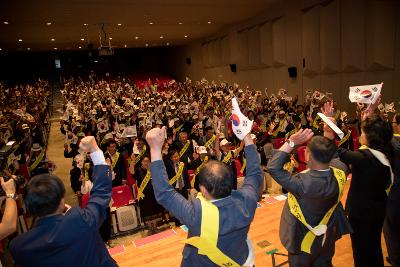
[198,160,233,199]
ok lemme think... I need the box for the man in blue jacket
[146,122,263,266]
[10,136,117,267]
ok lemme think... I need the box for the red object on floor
[112,185,134,208]
[108,245,126,256]
[133,229,176,248]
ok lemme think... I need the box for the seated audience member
[145,105,262,266]
[9,136,117,267]
[267,129,352,266]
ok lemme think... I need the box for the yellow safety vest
[184,194,249,267]
[169,162,185,185]
[287,167,346,254]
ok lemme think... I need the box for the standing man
[10,136,117,267]
[267,130,352,266]
[146,102,263,266]
[104,139,125,187]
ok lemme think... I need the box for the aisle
[46,87,78,206]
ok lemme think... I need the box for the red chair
[296,146,307,173]
[111,185,134,208]
[273,138,286,149]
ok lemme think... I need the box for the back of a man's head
[198,160,233,199]
[25,174,65,217]
[307,136,336,164]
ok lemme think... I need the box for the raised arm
[147,127,195,228]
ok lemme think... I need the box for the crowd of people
[1,73,398,267]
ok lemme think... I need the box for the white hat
[197,146,207,154]
[121,126,137,138]
[31,143,42,152]
[220,139,231,146]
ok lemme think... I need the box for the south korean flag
[349,82,383,104]
[231,97,253,140]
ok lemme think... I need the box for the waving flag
[231,98,253,140]
[349,83,382,104]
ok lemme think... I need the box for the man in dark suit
[104,139,125,187]
[267,129,352,266]
[146,126,262,266]
[10,136,117,267]
[172,131,194,164]
[165,149,190,200]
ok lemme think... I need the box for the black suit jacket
[165,160,190,191]
[267,151,352,254]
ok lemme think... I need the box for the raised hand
[321,101,334,117]
[289,129,314,146]
[79,136,100,153]
[146,126,166,153]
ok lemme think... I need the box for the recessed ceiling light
[53,47,58,50]
[0,48,2,51]
[94,60,98,63]
[117,23,122,26]
[78,46,82,49]
[109,37,112,40]
[27,48,31,51]
[184,35,188,38]
[83,23,88,26]
[124,44,127,48]
[166,42,170,46]
[135,36,139,40]
[46,22,52,26]
[207,21,212,24]
[149,22,153,25]
[145,43,149,47]
[81,38,85,41]
[159,36,164,39]
[51,38,55,42]
[18,39,23,42]
[178,22,183,25]
[3,21,9,25]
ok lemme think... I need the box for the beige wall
[167,0,400,112]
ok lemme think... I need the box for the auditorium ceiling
[0,0,279,51]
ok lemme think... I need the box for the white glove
[231,97,253,140]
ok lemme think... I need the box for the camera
[0,172,25,196]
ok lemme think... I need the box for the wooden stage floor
[112,183,390,267]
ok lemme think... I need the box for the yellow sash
[359,145,393,195]
[135,145,147,165]
[191,156,209,188]
[334,110,341,121]
[110,152,120,169]
[84,162,91,181]
[338,130,352,147]
[204,135,216,149]
[174,124,184,134]
[29,150,45,172]
[312,115,321,129]
[222,151,232,164]
[137,170,151,200]
[240,158,247,174]
[273,115,288,137]
[179,141,191,158]
[288,167,346,254]
[169,162,185,185]
[394,133,400,137]
[184,195,246,267]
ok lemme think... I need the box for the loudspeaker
[230,64,237,73]
[288,67,297,78]
[186,57,191,65]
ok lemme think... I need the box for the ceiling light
[124,44,127,48]
[159,36,164,39]
[0,48,2,51]
[81,38,85,41]
[145,43,149,47]
[83,23,88,26]
[149,22,153,25]
[94,60,98,63]
[18,39,23,42]
[178,22,183,25]
[51,38,55,42]
[46,22,52,26]
[27,48,31,51]
[109,37,112,40]
[3,21,9,25]
[207,21,212,24]
[78,46,82,49]
[117,23,122,26]
[184,35,188,38]
[53,47,58,50]
[135,36,139,40]
[166,42,170,46]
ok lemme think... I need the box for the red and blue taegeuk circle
[360,90,372,98]
[232,114,240,126]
